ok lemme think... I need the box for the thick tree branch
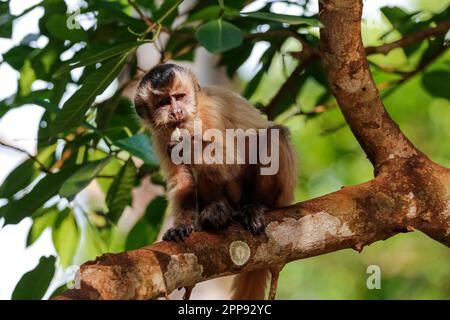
[56,158,450,300]
[319,0,420,167]
[56,0,450,300]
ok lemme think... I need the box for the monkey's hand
[167,140,181,158]
[163,224,193,242]
[197,200,233,231]
[233,204,268,235]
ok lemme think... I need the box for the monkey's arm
[163,164,197,241]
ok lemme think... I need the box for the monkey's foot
[234,204,268,235]
[197,200,233,231]
[163,224,193,242]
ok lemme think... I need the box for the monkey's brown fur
[134,63,297,300]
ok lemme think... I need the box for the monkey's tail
[230,269,271,300]
[231,125,296,300]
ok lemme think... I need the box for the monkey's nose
[171,109,184,121]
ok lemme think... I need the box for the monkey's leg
[163,165,197,242]
[196,200,233,231]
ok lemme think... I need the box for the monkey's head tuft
[134,63,200,129]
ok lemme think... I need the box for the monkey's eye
[173,93,186,101]
[157,97,171,107]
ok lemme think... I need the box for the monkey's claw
[163,225,193,242]
[235,204,268,235]
[197,200,233,231]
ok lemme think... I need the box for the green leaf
[0,165,82,225]
[2,45,35,70]
[12,256,56,300]
[241,11,322,27]
[48,283,68,299]
[51,54,129,135]
[96,96,142,147]
[19,60,36,97]
[0,159,36,199]
[26,206,59,247]
[380,6,428,56]
[106,159,136,223]
[196,19,243,53]
[125,196,168,250]
[0,3,13,39]
[59,157,111,200]
[186,5,221,22]
[55,41,143,77]
[153,0,181,27]
[45,14,87,42]
[243,67,265,99]
[52,208,80,267]
[114,133,159,166]
[422,71,450,100]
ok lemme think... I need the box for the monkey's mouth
[166,118,186,127]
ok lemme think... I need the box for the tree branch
[264,18,450,122]
[55,0,450,300]
[319,0,420,167]
[0,140,51,173]
[55,158,450,300]
[365,19,450,55]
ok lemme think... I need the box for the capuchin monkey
[134,63,297,300]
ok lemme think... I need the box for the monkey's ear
[134,96,149,119]
[196,82,201,91]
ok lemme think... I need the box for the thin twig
[365,19,450,55]
[127,0,156,28]
[0,140,51,173]
[382,42,449,98]
[264,54,316,120]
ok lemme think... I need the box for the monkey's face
[135,63,198,129]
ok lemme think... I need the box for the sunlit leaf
[26,206,59,247]
[52,208,80,267]
[19,60,36,97]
